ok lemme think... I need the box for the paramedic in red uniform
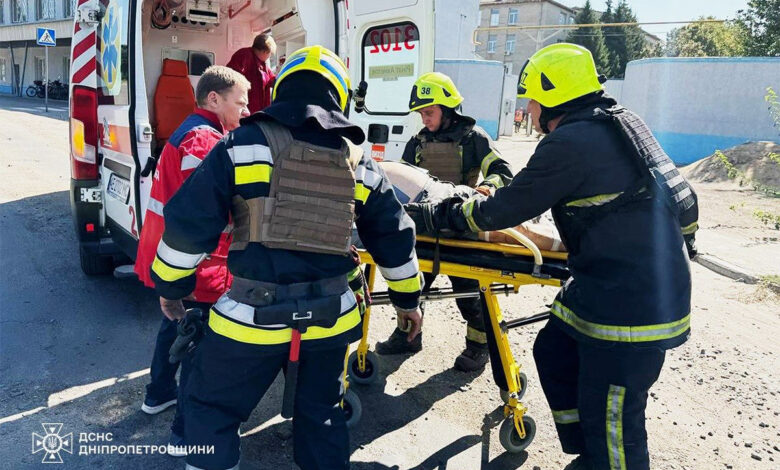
[134,65,250,455]
[227,33,277,113]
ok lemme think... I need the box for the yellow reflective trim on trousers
[551,301,690,343]
[462,199,481,232]
[208,306,361,345]
[483,173,505,189]
[607,385,627,470]
[480,151,501,176]
[466,325,488,344]
[386,273,422,293]
[355,183,371,204]
[347,266,362,282]
[681,221,698,235]
[234,163,272,185]
[565,192,623,208]
[152,257,196,282]
[551,408,580,424]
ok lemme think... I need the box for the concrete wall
[603,79,623,102]
[621,57,780,164]
[435,58,506,139]
[434,0,479,59]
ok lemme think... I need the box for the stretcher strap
[431,234,441,278]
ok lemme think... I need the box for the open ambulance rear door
[347,0,434,162]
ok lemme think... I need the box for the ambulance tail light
[70,86,98,180]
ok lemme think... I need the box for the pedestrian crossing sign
[37,28,56,47]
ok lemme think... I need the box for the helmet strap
[539,104,566,134]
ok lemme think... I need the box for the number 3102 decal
[368,25,417,54]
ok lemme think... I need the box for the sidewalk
[0,94,68,121]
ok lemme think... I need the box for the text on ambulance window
[97,0,130,105]
[361,22,420,115]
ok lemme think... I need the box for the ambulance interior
[140,0,341,151]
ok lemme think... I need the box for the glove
[683,234,698,260]
[404,202,441,235]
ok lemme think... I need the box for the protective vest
[230,120,363,255]
[556,105,698,254]
[417,138,480,187]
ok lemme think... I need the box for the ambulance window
[96,0,130,105]
[361,22,420,115]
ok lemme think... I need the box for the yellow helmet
[409,72,464,112]
[272,45,351,111]
[517,43,603,108]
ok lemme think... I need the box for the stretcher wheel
[347,350,379,385]
[342,389,362,429]
[500,372,528,404]
[498,415,536,454]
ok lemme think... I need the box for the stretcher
[345,229,570,453]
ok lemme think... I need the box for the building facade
[0,0,75,96]
[476,0,575,75]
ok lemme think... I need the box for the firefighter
[406,43,698,470]
[150,45,423,470]
[375,72,513,373]
[135,65,250,455]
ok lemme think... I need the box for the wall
[621,57,780,164]
[0,44,71,95]
[603,78,623,102]
[435,58,506,139]
[434,0,479,59]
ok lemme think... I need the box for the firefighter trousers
[183,327,349,470]
[422,272,487,348]
[532,321,666,470]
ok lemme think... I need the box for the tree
[601,0,646,77]
[567,0,612,77]
[665,17,747,57]
[737,0,780,56]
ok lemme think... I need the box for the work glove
[169,308,206,364]
[683,233,698,260]
[405,196,469,235]
[404,202,442,235]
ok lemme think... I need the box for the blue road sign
[36,28,56,47]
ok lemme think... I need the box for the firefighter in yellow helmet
[404,43,698,470]
[375,71,513,373]
[151,45,423,469]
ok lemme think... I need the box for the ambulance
[67,0,442,274]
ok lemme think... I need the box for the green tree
[601,0,646,77]
[665,17,747,57]
[567,0,612,76]
[737,0,780,56]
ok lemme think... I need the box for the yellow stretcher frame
[351,229,568,452]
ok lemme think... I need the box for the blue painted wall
[621,57,780,164]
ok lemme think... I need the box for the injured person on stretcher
[381,161,566,252]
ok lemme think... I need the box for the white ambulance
[68,0,438,274]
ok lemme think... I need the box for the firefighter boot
[563,456,594,470]
[375,328,423,355]
[454,342,489,372]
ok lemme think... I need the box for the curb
[694,253,758,284]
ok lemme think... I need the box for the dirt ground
[0,98,778,469]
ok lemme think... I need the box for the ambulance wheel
[498,415,536,454]
[342,389,362,429]
[79,246,114,275]
[500,372,528,404]
[348,350,379,385]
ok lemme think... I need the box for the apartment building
[475,0,576,75]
